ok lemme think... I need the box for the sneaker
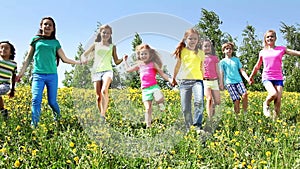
[158,103,165,112]
[263,101,270,117]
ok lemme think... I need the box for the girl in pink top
[202,40,222,119]
[250,30,300,119]
[123,44,172,128]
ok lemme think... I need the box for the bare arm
[57,48,81,65]
[16,45,35,80]
[286,48,300,56]
[249,55,263,84]
[219,68,224,90]
[112,45,123,65]
[240,68,250,82]
[172,58,181,86]
[81,43,95,62]
[123,55,139,72]
[216,62,223,88]
[155,63,172,83]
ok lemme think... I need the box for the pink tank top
[204,55,219,79]
[139,62,157,89]
[260,46,286,80]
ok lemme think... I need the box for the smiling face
[0,42,11,59]
[264,31,276,47]
[40,19,54,36]
[100,28,112,42]
[202,41,212,54]
[138,48,151,62]
[185,33,199,50]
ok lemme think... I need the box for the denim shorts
[263,80,284,87]
[0,83,10,95]
[91,70,113,82]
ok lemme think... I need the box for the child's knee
[153,90,164,103]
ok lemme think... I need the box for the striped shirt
[0,59,17,84]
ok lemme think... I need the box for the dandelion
[234,131,240,136]
[74,156,79,165]
[69,141,75,148]
[14,160,21,168]
[15,125,21,131]
[32,149,38,156]
[266,138,272,142]
[265,151,271,157]
[66,159,72,164]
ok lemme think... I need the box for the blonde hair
[263,29,277,48]
[221,42,235,52]
[136,44,163,68]
[173,28,200,59]
[95,24,112,44]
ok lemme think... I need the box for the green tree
[62,43,93,89]
[196,8,233,58]
[239,25,264,91]
[280,22,300,92]
[123,33,142,88]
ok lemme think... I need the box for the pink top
[260,46,286,80]
[139,62,157,89]
[204,55,219,79]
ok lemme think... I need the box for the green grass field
[0,86,299,168]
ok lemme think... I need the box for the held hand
[219,84,224,91]
[171,78,178,87]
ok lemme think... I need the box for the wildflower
[15,125,21,131]
[32,149,38,156]
[266,138,272,142]
[74,156,79,165]
[66,160,72,164]
[234,131,240,136]
[14,160,21,168]
[265,151,271,157]
[69,141,75,148]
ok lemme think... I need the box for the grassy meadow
[0,86,299,168]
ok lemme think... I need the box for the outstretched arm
[286,48,300,56]
[123,55,139,72]
[57,48,81,65]
[155,63,172,83]
[16,45,35,81]
[81,43,95,62]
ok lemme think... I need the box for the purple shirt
[260,46,286,81]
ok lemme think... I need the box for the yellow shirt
[179,48,205,80]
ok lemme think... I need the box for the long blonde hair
[136,44,163,68]
[173,28,200,59]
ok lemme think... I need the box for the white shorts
[203,79,219,91]
[91,71,113,82]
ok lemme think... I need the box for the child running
[123,44,172,128]
[0,41,17,119]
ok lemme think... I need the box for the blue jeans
[179,80,204,130]
[31,73,60,126]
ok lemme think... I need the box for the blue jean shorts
[0,83,10,95]
[263,80,284,87]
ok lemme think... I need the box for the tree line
[18,8,300,92]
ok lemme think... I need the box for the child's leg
[0,96,4,110]
[94,81,103,114]
[211,89,221,116]
[242,92,248,113]
[273,85,283,118]
[100,75,112,117]
[233,100,240,114]
[143,101,152,127]
[263,81,278,106]
[204,87,213,119]
[153,89,165,111]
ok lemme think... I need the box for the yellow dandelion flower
[66,160,72,164]
[69,141,75,148]
[266,138,272,142]
[234,131,240,136]
[14,160,21,168]
[265,151,271,157]
[15,125,21,131]
[74,156,79,165]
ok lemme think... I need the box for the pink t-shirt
[139,62,157,89]
[204,55,219,79]
[260,46,286,80]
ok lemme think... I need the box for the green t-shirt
[31,36,61,74]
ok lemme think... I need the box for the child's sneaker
[158,103,165,112]
[263,101,270,117]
